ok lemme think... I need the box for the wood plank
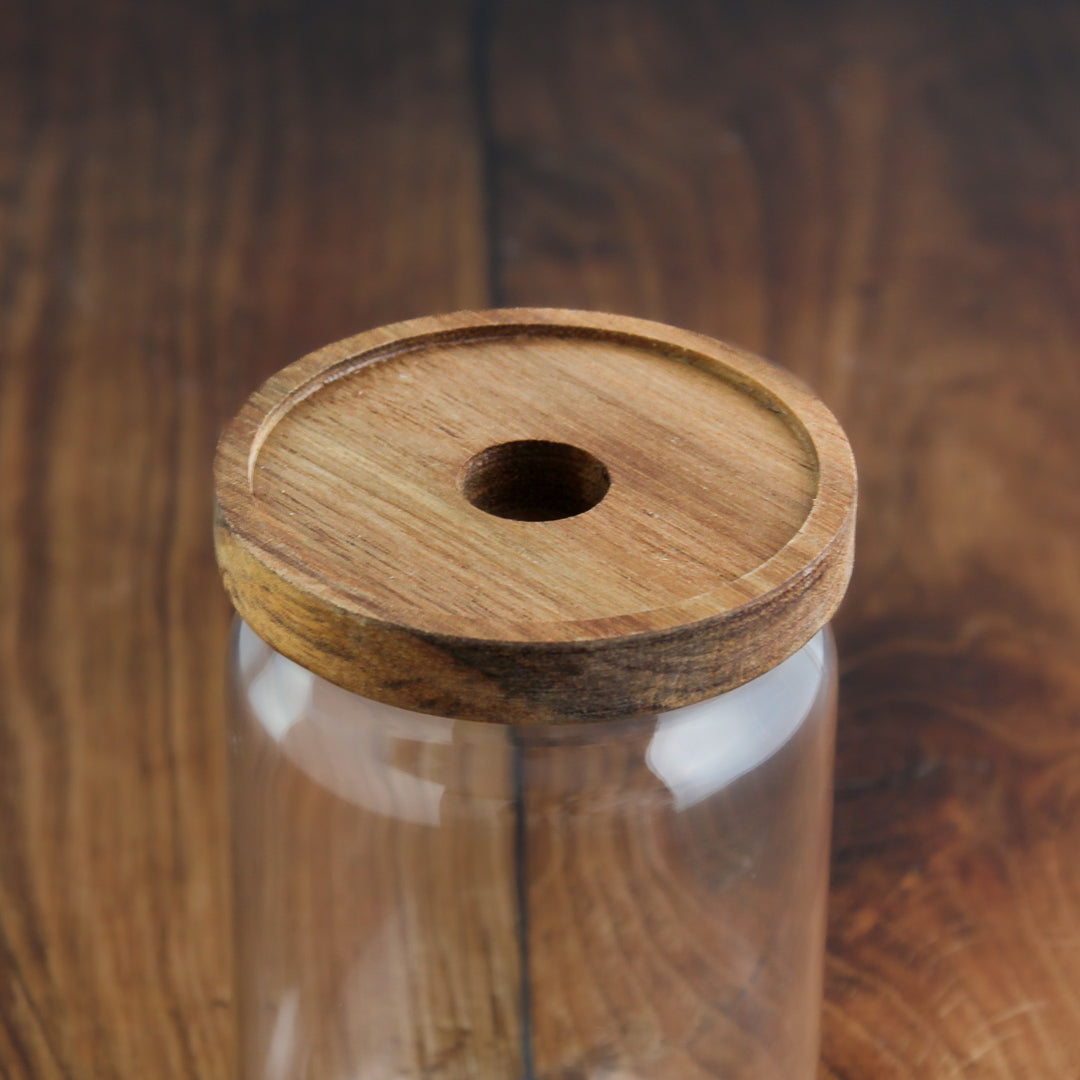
[0,2,487,1077]
[487,0,1080,1075]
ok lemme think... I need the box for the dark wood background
[3,0,1080,1076]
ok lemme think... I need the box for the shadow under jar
[214,309,857,1080]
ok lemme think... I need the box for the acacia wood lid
[214,309,856,723]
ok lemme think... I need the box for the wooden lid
[214,309,856,723]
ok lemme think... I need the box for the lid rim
[214,307,857,723]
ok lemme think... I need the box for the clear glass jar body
[229,621,838,1080]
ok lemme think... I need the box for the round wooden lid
[214,309,856,723]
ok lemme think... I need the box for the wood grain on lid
[214,308,856,722]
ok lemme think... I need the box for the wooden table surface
[3,0,1080,1076]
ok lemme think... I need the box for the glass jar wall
[229,620,838,1080]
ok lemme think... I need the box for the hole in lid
[461,440,611,522]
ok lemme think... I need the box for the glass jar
[215,310,856,1080]
[229,620,837,1080]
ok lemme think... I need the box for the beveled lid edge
[214,308,857,722]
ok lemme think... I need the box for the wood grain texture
[214,308,855,722]
[486,0,1080,1075]
[4,0,1080,1076]
[0,1,485,1077]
